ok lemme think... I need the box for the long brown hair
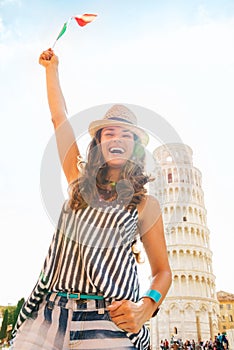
[68,129,152,211]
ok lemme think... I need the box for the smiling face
[100,126,135,168]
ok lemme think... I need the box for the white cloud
[0,16,12,42]
[0,0,22,40]
[0,17,4,33]
[197,4,212,24]
[0,0,21,6]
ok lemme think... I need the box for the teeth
[109,147,124,154]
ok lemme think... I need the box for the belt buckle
[67,292,81,300]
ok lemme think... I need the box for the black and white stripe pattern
[13,201,150,349]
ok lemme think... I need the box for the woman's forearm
[45,64,68,128]
[149,269,172,302]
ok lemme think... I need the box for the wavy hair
[68,129,152,211]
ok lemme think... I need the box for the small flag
[74,14,97,27]
[52,17,72,47]
[52,13,97,48]
[56,21,69,41]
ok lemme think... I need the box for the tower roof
[217,290,234,301]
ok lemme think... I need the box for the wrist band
[143,289,162,303]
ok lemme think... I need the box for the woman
[11,48,172,350]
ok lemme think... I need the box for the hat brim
[88,119,149,146]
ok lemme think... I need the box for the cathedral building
[149,143,219,348]
[217,291,234,333]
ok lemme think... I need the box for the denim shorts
[11,293,138,349]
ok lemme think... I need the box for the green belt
[56,292,104,300]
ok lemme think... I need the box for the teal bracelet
[143,289,162,303]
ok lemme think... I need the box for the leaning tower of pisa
[149,143,219,348]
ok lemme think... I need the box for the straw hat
[88,104,149,146]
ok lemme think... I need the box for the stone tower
[149,143,219,348]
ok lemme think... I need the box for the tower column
[209,311,214,341]
[196,311,201,343]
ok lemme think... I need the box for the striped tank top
[13,200,150,349]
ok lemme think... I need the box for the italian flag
[54,13,97,45]
[74,14,97,27]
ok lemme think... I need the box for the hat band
[107,117,133,125]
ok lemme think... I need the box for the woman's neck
[105,168,121,183]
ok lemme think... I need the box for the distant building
[149,143,219,348]
[217,291,234,332]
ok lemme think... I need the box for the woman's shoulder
[137,194,161,212]
[137,194,162,223]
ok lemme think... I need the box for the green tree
[6,306,16,326]
[12,297,25,329]
[0,309,8,341]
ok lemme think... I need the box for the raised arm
[39,48,80,184]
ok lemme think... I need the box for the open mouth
[109,147,125,154]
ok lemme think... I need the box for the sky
[0,0,234,306]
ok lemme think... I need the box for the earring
[77,155,86,173]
